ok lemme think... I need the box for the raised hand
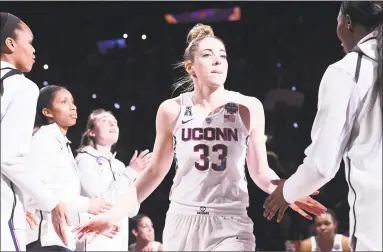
[129,149,153,173]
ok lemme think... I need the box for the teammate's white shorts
[162,204,255,251]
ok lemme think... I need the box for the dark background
[4,1,350,250]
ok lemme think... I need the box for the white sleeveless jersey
[170,91,250,211]
[311,234,344,251]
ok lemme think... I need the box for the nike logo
[182,119,194,124]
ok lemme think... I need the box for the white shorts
[162,205,255,251]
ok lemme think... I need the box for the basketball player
[128,214,163,252]
[76,109,151,251]
[73,23,327,250]
[1,12,70,251]
[300,209,350,252]
[263,2,382,251]
[26,86,113,251]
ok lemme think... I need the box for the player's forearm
[134,166,166,204]
[250,167,280,195]
[283,161,329,203]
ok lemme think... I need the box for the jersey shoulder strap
[0,67,23,96]
[348,36,377,83]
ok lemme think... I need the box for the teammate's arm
[283,66,356,203]
[245,97,280,194]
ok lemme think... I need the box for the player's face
[336,13,354,54]
[9,22,36,72]
[43,88,77,128]
[92,112,119,147]
[315,213,336,238]
[190,37,228,87]
[136,216,155,242]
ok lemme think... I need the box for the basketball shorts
[162,205,255,251]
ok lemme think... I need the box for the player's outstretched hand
[263,179,327,222]
[72,216,116,243]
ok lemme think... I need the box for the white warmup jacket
[283,32,382,251]
[25,123,90,251]
[1,62,59,251]
[75,146,140,251]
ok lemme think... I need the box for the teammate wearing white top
[73,23,327,250]
[0,12,69,251]
[76,109,151,251]
[300,210,350,252]
[263,2,382,251]
[26,86,113,251]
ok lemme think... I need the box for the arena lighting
[130,105,136,111]
[43,81,48,86]
[123,33,128,39]
[43,64,49,70]
[92,94,97,99]
[276,62,282,68]
[291,86,297,91]
[114,103,120,109]
[141,34,147,40]
[293,122,299,128]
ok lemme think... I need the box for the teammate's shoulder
[3,73,39,95]
[328,53,360,78]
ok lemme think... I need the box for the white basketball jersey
[311,234,344,251]
[170,91,250,211]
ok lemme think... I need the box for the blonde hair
[77,109,115,153]
[172,23,223,95]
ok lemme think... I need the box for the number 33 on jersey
[171,91,250,210]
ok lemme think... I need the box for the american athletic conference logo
[197,206,209,215]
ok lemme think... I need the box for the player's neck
[0,55,16,67]
[95,144,112,157]
[192,85,226,109]
[136,240,152,251]
[317,235,335,251]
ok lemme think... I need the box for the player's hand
[26,209,38,229]
[263,179,327,222]
[88,198,113,215]
[129,149,152,173]
[75,224,120,244]
[51,201,71,246]
[72,216,116,243]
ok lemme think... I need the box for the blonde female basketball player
[73,23,327,251]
